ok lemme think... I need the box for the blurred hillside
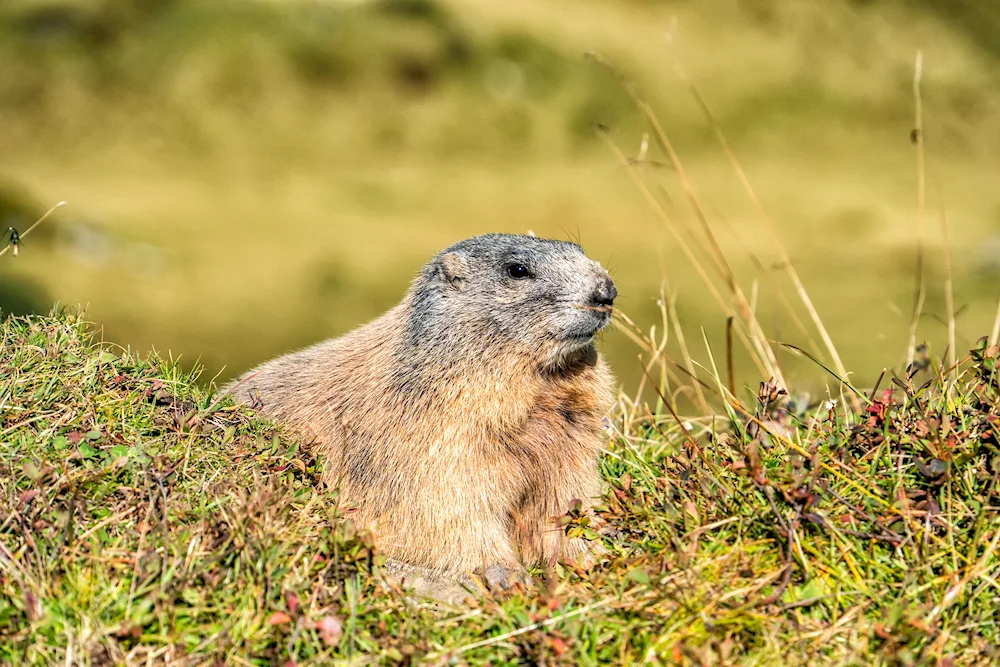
[2,0,1000,396]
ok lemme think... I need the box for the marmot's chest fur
[226,234,617,593]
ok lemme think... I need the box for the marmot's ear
[438,253,468,290]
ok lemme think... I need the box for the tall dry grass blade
[613,309,690,408]
[698,330,743,426]
[596,129,773,381]
[588,53,784,388]
[907,51,927,369]
[636,93,785,387]
[715,207,826,360]
[623,301,671,427]
[989,299,1000,349]
[940,196,956,387]
[677,73,858,410]
[0,201,67,259]
[589,56,731,289]
[627,354,654,429]
[656,283,671,411]
[642,111,732,290]
[726,316,736,397]
[663,282,711,415]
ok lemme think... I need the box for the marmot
[225,233,617,599]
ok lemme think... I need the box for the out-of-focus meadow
[2,0,1000,395]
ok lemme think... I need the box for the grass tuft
[3,310,1000,664]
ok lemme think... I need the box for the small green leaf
[109,445,129,458]
[627,568,650,585]
[22,460,41,481]
[79,443,97,458]
[791,578,824,602]
[181,588,202,606]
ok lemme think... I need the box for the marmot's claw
[481,564,529,592]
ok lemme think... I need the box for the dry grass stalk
[940,200,956,385]
[989,299,1000,349]
[597,130,773,384]
[665,286,711,415]
[907,51,927,370]
[669,68,858,410]
[0,201,66,259]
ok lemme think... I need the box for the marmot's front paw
[479,563,530,592]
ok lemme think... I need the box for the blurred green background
[2,0,999,398]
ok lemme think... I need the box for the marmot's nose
[590,276,617,308]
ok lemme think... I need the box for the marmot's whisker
[573,303,614,313]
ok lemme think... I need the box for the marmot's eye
[506,263,532,279]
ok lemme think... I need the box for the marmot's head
[410,234,616,369]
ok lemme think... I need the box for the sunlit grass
[4,302,1000,664]
[4,5,1000,657]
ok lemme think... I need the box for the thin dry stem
[0,201,66,259]
[589,53,783,387]
[907,50,927,369]
[715,206,826,361]
[940,198,956,385]
[988,299,1000,349]
[664,284,710,415]
[596,130,772,382]
[674,69,857,410]
[613,310,689,398]
[448,597,617,656]
[641,106,785,388]
[631,87,784,386]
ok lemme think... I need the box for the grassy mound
[3,311,1000,664]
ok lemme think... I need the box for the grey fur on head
[406,234,616,372]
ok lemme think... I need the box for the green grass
[4,310,1000,664]
[4,5,1000,659]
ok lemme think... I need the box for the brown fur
[224,234,616,599]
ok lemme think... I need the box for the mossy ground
[3,311,1000,665]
